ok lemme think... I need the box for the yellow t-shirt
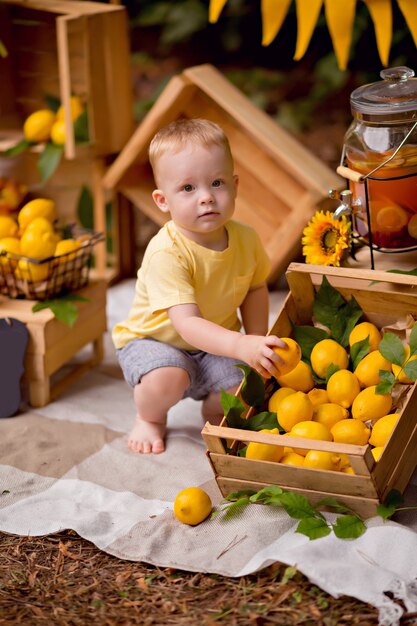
[112,220,270,350]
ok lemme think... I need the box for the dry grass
[1,530,414,626]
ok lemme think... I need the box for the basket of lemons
[0,198,103,300]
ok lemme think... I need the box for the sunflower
[302,211,351,266]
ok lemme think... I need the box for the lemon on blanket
[173,487,212,526]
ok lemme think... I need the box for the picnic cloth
[1,279,417,626]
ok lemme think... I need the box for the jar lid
[351,66,417,118]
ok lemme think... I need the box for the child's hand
[236,334,288,379]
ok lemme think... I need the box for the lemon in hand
[23,109,56,143]
[173,487,212,526]
[272,337,302,376]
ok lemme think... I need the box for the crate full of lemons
[0,198,102,300]
[202,263,417,519]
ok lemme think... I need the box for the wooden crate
[202,263,417,519]
[0,279,106,407]
[102,64,341,283]
[0,0,133,160]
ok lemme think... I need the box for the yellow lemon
[173,487,212,526]
[313,402,349,429]
[268,387,296,413]
[50,119,66,146]
[15,259,50,282]
[369,413,400,447]
[54,238,81,262]
[307,388,329,407]
[276,391,314,432]
[376,205,408,233]
[349,321,381,352]
[0,237,20,257]
[335,453,351,469]
[288,420,332,455]
[23,109,56,143]
[326,369,361,408]
[354,350,393,388]
[280,451,305,466]
[245,428,284,462]
[24,216,54,235]
[304,450,340,471]
[371,446,384,461]
[272,337,302,376]
[56,96,84,121]
[276,360,315,393]
[20,228,56,260]
[341,466,356,475]
[310,339,349,379]
[392,345,417,384]
[351,385,393,422]
[0,215,18,239]
[330,419,371,445]
[18,198,56,230]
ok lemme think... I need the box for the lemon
[50,119,66,146]
[313,402,349,429]
[272,337,302,376]
[371,446,384,461]
[24,216,55,235]
[20,228,56,260]
[18,199,56,230]
[304,450,340,471]
[288,420,332,455]
[276,391,314,432]
[173,487,212,526]
[330,419,371,445]
[354,350,393,388]
[268,387,296,413]
[276,360,315,393]
[0,237,20,256]
[349,321,381,352]
[56,96,84,121]
[392,345,417,384]
[245,428,284,462]
[15,259,50,282]
[369,413,400,447]
[0,216,18,239]
[54,238,81,262]
[280,451,305,466]
[351,385,393,422]
[326,369,361,408]
[23,109,56,143]
[307,388,329,407]
[310,339,349,379]
[341,466,356,475]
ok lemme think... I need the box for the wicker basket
[0,226,103,300]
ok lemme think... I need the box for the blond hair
[149,118,233,181]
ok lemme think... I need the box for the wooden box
[0,279,106,407]
[0,0,133,160]
[202,263,417,519]
[103,64,341,283]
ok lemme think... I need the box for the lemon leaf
[250,485,284,505]
[38,143,64,183]
[325,363,340,382]
[219,497,251,519]
[4,139,32,156]
[220,389,246,426]
[292,324,329,360]
[378,332,405,367]
[247,411,280,431]
[339,297,363,347]
[332,515,366,539]
[409,322,417,356]
[277,491,316,519]
[350,337,371,370]
[225,489,257,501]
[316,496,354,514]
[235,364,265,407]
[296,517,331,540]
[314,277,363,345]
[377,489,403,519]
[74,110,90,143]
[375,370,395,395]
[403,360,417,382]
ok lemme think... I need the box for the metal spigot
[328,189,361,218]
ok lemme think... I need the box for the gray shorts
[116,338,245,401]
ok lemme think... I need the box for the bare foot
[128,418,166,454]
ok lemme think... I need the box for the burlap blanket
[1,280,417,626]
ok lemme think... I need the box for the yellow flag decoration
[208,0,415,70]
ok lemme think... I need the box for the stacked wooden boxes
[103,64,341,283]
[202,263,417,519]
[0,0,134,277]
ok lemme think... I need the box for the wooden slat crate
[202,263,417,519]
[102,64,342,283]
[0,0,133,159]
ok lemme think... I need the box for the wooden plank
[379,417,417,500]
[1,0,124,17]
[285,270,315,325]
[201,423,226,454]
[57,15,76,159]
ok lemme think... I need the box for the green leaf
[44,94,61,112]
[296,517,331,540]
[220,497,251,519]
[403,360,417,382]
[316,497,354,514]
[225,489,257,501]
[350,337,371,370]
[4,138,31,156]
[220,390,247,428]
[338,297,363,347]
[38,143,63,183]
[377,489,404,520]
[32,294,88,327]
[250,485,283,505]
[386,268,417,277]
[277,491,317,519]
[378,332,405,367]
[292,325,329,360]
[409,323,417,356]
[281,565,297,584]
[77,186,94,229]
[325,363,340,382]
[74,110,90,143]
[375,370,396,395]
[247,411,279,431]
[236,364,265,407]
[332,515,366,539]
[313,277,364,346]
[237,446,247,457]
